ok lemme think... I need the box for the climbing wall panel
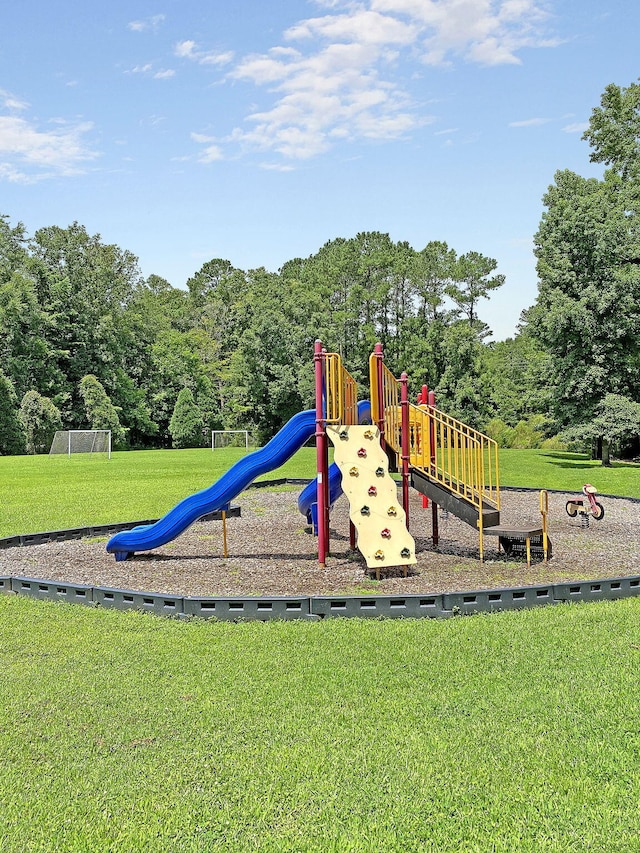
[327,425,416,570]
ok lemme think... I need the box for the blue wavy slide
[106,408,319,561]
[297,400,371,532]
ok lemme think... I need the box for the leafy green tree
[29,223,143,427]
[412,241,457,323]
[435,322,488,428]
[446,251,505,328]
[79,375,127,448]
[169,387,204,448]
[582,79,640,181]
[510,415,547,449]
[563,393,640,466]
[484,418,514,447]
[0,214,28,283]
[480,333,552,427]
[0,271,58,399]
[18,390,61,454]
[528,170,640,427]
[110,369,158,449]
[0,372,26,455]
[525,79,640,438]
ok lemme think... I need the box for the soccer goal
[49,430,112,459]
[211,429,250,452]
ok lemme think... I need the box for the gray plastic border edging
[2,482,640,620]
[3,573,640,621]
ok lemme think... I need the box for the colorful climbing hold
[367,486,378,497]
[381,528,391,539]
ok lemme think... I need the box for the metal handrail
[405,403,500,510]
[323,352,358,425]
[370,352,500,512]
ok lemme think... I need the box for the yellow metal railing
[405,404,500,511]
[324,353,358,425]
[369,351,500,513]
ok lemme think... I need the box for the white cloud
[128,14,166,33]
[285,8,418,46]
[563,121,589,134]
[371,0,555,66]
[198,144,224,163]
[0,114,97,182]
[190,133,223,163]
[175,40,197,59]
[509,116,550,127]
[227,22,423,160]
[188,0,557,162]
[259,162,296,172]
[0,89,29,112]
[127,63,176,79]
[174,40,234,66]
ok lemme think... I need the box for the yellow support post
[221,510,228,558]
[540,489,549,564]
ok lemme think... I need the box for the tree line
[1,78,640,463]
[0,220,507,452]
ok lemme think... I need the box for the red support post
[314,340,329,565]
[428,388,439,545]
[400,371,410,530]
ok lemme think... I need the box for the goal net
[49,430,112,458]
[211,430,250,451]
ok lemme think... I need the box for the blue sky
[0,0,637,340]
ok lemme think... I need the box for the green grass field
[1,595,640,852]
[1,446,638,538]
[0,446,318,538]
[2,446,640,851]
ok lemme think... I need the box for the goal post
[49,430,112,459]
[211,429,250,452]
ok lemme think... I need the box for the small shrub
[19,389,61,454]
[79,375,127,448]
[540,435,567,451]
[169,387,204,449]
[484,418,514,447]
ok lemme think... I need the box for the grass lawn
[1,446,638,539]
[498,449,640,497]
[0,446,318,538]
[1,594,640,852]
[2,447,640,850]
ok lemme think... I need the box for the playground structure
[106,341,551,569]
[312,341,550,573]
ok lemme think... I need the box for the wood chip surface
[2,488,639,597]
